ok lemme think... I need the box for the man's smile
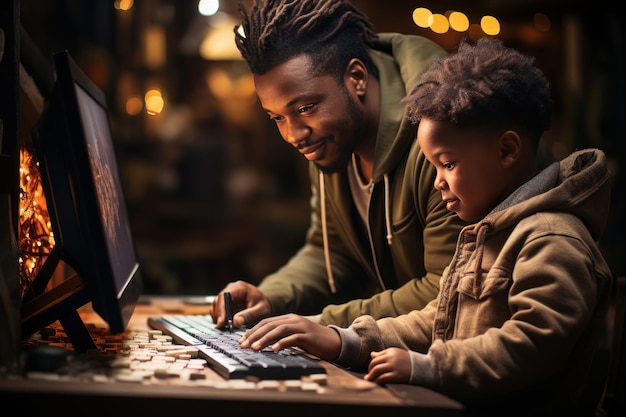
[297,139,327,160]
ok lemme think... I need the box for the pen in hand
[224,291,234,333]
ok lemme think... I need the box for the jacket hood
[368,33,447,182]
[483,148,611,240]
[316,34,449,293]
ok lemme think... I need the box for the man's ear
[345,58,368,98]
[499,130,521,168]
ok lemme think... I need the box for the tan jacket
[334,149,613,415]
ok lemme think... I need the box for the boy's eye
[443,162,455,170]
[270,115,284,122]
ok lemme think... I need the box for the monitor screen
[21,50,143,352]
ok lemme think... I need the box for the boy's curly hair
[234,0,379,79]
[403,38,552,144]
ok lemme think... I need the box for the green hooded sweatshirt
[257,33,467,327]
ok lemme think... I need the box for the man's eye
[298,104,314,114]
[270,115,284,122]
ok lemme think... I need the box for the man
[210,0,465,328]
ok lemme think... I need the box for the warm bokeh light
[145,89,165,115]
[481,15,501,35]
[409,7,512,38]
[144,26,166,69]
[145,88,161,101]
[205,68,255,100]
[429,13,450,34]
[206,69,233,99]
[126,96,143,116]
[200,26,238,60]
[449,11,469,32]
[412,7,432,28]
[199,12,242,60]
[114,0,134,11]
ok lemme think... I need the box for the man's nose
[284,120,310,146]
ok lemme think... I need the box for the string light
[18,147,55,297]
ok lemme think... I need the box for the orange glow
[481,16,501,36]
[145,89,165,115]
[412,7,432,28]
[449,12,470,32]
[429,14,450,34]
[18,147,55,297]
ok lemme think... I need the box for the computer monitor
[21,50,143,352]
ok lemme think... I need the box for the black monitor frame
[21,50,143,352]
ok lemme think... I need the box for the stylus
[224,292,234,333]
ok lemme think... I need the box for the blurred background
[19,0,625,295]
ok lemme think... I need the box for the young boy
[238,38,614,416]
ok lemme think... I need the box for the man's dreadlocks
[234,0,379,79]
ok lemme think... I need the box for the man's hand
[209,281,271,328]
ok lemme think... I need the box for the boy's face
[253,54,369,173]
[418,118,512,222]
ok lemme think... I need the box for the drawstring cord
[384,174,392,245]
[319,171,336,294]
[320,171,393,294]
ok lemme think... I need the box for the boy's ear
[499,130,521,168]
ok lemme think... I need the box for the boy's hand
[239,313,341,361]
[365,348,412,384]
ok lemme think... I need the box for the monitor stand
[57,307,98,352]
[21,266,97,352]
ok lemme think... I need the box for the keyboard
[147,314,327,380]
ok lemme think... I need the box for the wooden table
[0,296,464,416]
